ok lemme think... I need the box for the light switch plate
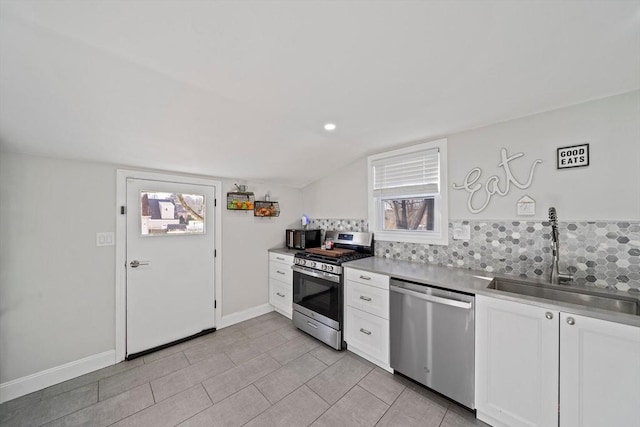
[96,232,114,246]
[453,223,471,240]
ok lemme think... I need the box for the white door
[560,313,640,427]
[475,295,559,427]
[126,178,216,356]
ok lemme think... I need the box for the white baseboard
[476,411,507,427]
[0,350,115,404]
[219,303,274,329]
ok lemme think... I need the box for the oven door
[292,265,342,330]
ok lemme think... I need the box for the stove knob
[321,265,327,271]
[327,266,333,273]
[310,262,316,268]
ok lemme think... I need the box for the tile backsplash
[312,218,640,292]
[311,218,369,232]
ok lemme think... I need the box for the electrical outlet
[453,223,471,240]
[96,232,114,246]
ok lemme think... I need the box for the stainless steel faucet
[548,207,573,284]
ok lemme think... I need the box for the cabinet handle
[359,295,372,302]
[359,275,371,280]
[276,257,285,261]
[276,292,285,298]
[359,328,372,335]
[566,317,575,325]
[545,312,553,320]
[276,270,285,275]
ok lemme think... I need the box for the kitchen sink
[488,278,640,316]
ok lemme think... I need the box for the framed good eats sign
[557,143,589,169]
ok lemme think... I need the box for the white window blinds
[372,147,440,197]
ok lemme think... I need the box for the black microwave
[286,229,322,250]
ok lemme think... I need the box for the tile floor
[0,312,489,427]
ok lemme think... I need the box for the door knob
[130,260,149,268]
[566,317,575,325]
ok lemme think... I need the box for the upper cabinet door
[475,295,559,427]
[560,313,640,427]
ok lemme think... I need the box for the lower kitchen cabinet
[476,295,640,427]
[268,252,294,318]
[475,295,559,427]
[345,306,389,366]
[344,267,391,372]
[559,312,640,427]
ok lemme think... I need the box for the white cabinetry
[559,312,640,427]
[475,295,558,427]
[268,252,294,318]
[476,295,640,427]
[344,268,391,372]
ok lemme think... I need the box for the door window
[140,191,205,235]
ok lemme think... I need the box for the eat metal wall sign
[557,143,589,169]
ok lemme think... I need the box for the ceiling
[1,1,639,188]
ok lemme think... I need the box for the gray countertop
[268,247,303,256]
[344,257,640,328]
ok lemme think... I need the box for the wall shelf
[227,192,254,210]
[254,201,280,217]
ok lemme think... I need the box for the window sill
[373,230,449,246]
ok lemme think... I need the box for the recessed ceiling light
[324,123,337,131]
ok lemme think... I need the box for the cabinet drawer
[269,262,293,283]
[346,280,389,319]
[345,308,389,365]
[269,279,291,314]
[345,268,389,290]
[269,252,294,265]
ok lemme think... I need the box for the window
[368,138,448,245]
[140,191,205,236]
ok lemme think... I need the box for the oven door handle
[292,265,340,283]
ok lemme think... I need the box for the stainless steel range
[292,231,374,350]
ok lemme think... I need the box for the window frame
[367,138,449,245]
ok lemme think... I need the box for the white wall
[448,90,639,220]
[220,181,303,316]
[0,153,116,383]
[0,151,303,385]
[302,157,368,219]
[303,90,640,222]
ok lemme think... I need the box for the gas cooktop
[295,250,372,265]
[293,230,374,274]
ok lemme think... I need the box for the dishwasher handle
[390,284,473,310]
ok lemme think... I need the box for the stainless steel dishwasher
[390,278,475,409]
